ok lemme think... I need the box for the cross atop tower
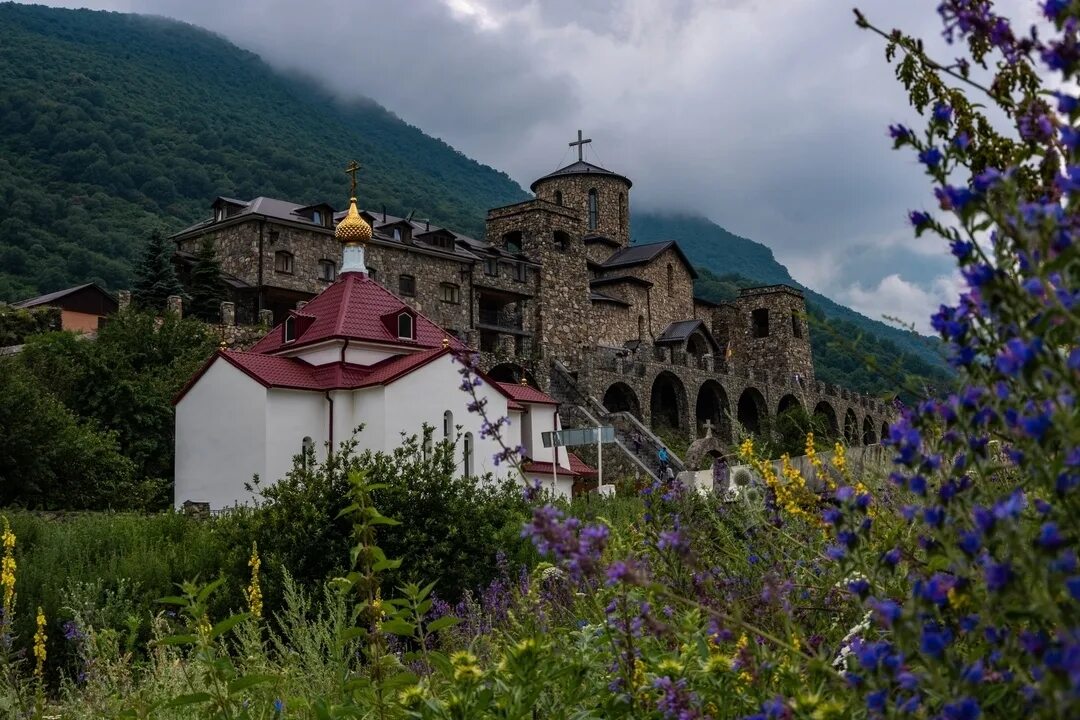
[569,130,591,162]
[344,160,361,198]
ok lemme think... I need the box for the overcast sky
[36,0,1040,332]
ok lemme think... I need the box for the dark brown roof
[530,160,632,192]
[589,290,631,306]
[583,233,621,247]
[598,241,698,279]
[655,320,720,351]
[590,275,653,289]
[14,283,117,315]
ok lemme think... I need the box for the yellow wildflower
[33,606,46,678]
[246,542,262,619]
[398,684,425,708]
[657,658,682,676]
[1,517,15,623]
[196,613,212,640]
[632,657,646,689]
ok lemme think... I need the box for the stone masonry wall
[630,248,696,339]
[729,286,815,385]
[532,174,631,248]
[589,281,648,346]
[364,244,473,336]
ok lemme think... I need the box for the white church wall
[288,345,340,366]
[264,389,329,487]
[345,386,387,450]
[175,359,267,510]
[380,356,510,481]
[524,403,567,469]
[523,470,574,500]
[344,345,401,366]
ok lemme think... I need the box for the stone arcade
[172,137,892,481]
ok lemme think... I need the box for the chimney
[425,219,430,231]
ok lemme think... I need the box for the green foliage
[19,310,218,506]
[222,430,532,611]
[132,229,184,312]
[0,360,134,510]
[187,237,225,322]
[0,305,60,347]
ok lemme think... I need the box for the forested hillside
[0,3,528,301]
[0,3,950,396]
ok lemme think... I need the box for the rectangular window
[440,283,460,303]
[318,260,336,282]
[399,274,416,297]
[275,251,294,274]
[752,308,770,338]
[312,210,323,226]
[514,262,527,282]
[368,267,377,280]
[484,257,498,276]
[791,311,802,338]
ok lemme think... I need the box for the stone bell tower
[529,130,632,263]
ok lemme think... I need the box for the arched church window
[443,410,454,439]
[618,193,626,227]
[554,190,563,206]
[638,314,645,339]
[554,231,570,252]
[587,189,599,230]
[666,263,675,297]
[397,312,414,340]
[302,436,314,470]
[463,432,474,475]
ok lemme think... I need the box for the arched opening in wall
[775,394,812,455]
[686,331,709,358]
[813,401,839,439]
[587,188,599,229]
[696,380,730,441]
[736,387,767,435]
[502,230,523,254]
[554,190,563,206]
[791,311,803,339]
[881,421,890,444]
[666,263,675,297]
[650,371,687,431]
[618,192,626,227]
[603,382,641,417]
[844,409,859,445]
[488,362,537,388]
[553,230,571,252]
[462,432,474,476]
[863,416,877,445]
[443,410,454,440]
[638,315,645,340]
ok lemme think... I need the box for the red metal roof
[496,382,559,406]
[250,272,464,354]
[567,451,599,478]
[521,460,578,477]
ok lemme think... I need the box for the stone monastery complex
[172,137,892,504]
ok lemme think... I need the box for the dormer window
[312,210,323,226]
[215,207,225,222]
[393,228,401,241]
[284,315,296,343]
[397,313,414,340]
[275,251,294,274]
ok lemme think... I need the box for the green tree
[187,237,225,322]
[132,229,183,312]
[19,311,217,508]
[0,358,135,509]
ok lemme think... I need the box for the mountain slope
[0,3,529,300]
[632,213,951,375]
[0,3,949,396]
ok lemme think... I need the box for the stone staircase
[549,360,685,482]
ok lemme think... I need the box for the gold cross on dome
[569,130,591,161]
[344,160,361,197]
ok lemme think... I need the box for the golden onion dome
[335,197,372,244]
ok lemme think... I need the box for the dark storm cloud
[34,0,1039,330]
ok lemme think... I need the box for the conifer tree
[132,229,184,312]
[188,237,225,322]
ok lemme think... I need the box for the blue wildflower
[983,558,1012,592]
[919,147,943,168]
[1037,522,1064,551]
[909,210,932,227]
[867,689,887,712]
[933,102,953,124]
[942,697,981,720]
[920,625,952,658]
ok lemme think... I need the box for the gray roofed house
[598,241,698,278]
